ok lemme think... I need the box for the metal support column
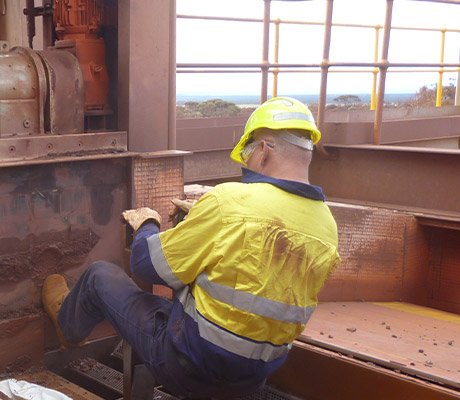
[272,18,280,98]
[373,0,393,145]
[168,0,177,150]
[316,0,333,157]
[261,0,271,103]
[118,0,176,152]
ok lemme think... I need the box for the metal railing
[176,0,460,150]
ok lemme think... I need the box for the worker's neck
[256,165,310,185]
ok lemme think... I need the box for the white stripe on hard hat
[271,98,294,106]
[273,112,315,123]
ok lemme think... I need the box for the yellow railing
[176,0,460,148]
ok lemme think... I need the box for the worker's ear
[259,140,271,166]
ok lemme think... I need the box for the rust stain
[302,301,460,390]
[262,226,312,307]
[0,314,44,373]
[5,355,33,374]
[0,306,38,322]
[0,228,99,285]
[320,203,423,302]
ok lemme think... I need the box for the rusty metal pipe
[123,341,133,400]
[316,0,334,158]
[179,13,460,34]
[261,0,271,103]
[25,0,35,49]
[177,61,460,69]
[272,19,281,98]
[373,0,393,145]
[178,14,264,23]
[177,67,460,74]
[412,0,460,3]
[42,0,53,49]
[169,0,177,150]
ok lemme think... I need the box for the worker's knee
[86,260,123,277]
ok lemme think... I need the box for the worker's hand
[122,207,162,232]
[168,199,196,224]
[171,199,196,213]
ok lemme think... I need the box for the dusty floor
[302,301,460,389]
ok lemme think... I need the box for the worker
[42,97,340,399]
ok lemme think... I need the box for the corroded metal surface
[53,0,110,111]
[118,0,176,152]
[269,340,460,400]
[38,49,85,134]
[177,114,460,214]
[310,145,460,216]
[182,143,460,218]
[0,45,47,136]
[0,158,129,320]
[427,227,460,315]
[324,203,460,315]
[0,131,127,163]
[0,45,84,138]
[184,149,241,184]
[0,314,44,373]
[300,302,460,392]
[322,203,430,304]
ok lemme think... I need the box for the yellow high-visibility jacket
[146,170,340,369]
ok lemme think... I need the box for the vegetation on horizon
[177,99,244,119]
[402,83,456,108]
[176,83,457,119]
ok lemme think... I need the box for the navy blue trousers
[57,261,263,398]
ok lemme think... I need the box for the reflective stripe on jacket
[148,180,340,362]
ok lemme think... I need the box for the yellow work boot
[42,274,86,348]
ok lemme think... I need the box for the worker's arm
[130,222,169,286]
[130,192,222,290]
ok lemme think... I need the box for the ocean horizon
[177,92,415,105]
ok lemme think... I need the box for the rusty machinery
[53,0,115,113]
[0,0,117,140]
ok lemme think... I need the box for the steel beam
[310,144,460,216]
[118,0,176,152]
[183,143,460,219]
[269,342,460,400]
[0,131,127,163]
[260,0,271,104]
[184,149,240,183]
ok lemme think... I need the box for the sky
[176,0,460,96]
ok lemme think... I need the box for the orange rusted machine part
[53,0,109,111]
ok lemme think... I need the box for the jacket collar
[241,168,325,201]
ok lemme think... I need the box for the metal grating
[66,358,123,395]
[241,386,302,400]
[111,340,124,359]
[83,365,123,393]
[133,155,185,231]
[152,386,181,400]
[151,385,300,400]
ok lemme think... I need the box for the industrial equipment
[1,0,460,399]
[0,42,84,136]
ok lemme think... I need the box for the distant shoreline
[177,93,415,105]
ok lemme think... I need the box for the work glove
[122,207,162,232]
[168,199,196,225]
